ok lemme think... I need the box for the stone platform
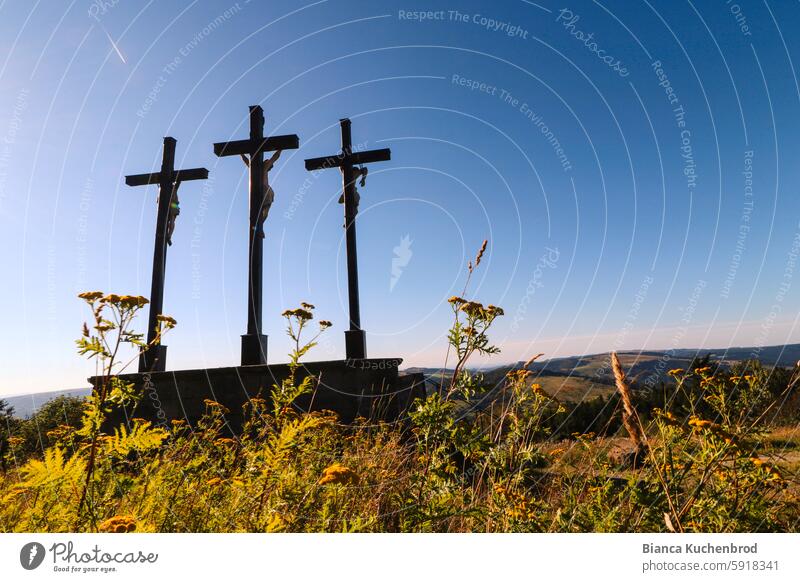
[89,358,426,433]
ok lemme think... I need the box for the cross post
[126,137,208,372]
[304,118,391,359]
[213,105,300,365]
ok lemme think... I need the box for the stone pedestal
[240,333,268,365]
[89,358,425,434]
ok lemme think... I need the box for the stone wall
[89,359,425,433]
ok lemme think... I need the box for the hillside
[407,343,800,403]
[3,388,91,418]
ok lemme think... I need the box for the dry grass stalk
[611,352,646,455]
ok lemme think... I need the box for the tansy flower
[283,308,313,321]
[101,293,122,304]
[301,302,315,310]
[695,366,712,375]
[156,314,177,328]
[120,295,149,309]
[319,320,332,329]
[78,291,104,302]
[688,417,714,430]
[460,301,485,318]
[319,462,358,485]
[667,368,684,376]
[98,515,137,533]
[448,296,466,306]
[485,304,505,317]
[203,399,230,413]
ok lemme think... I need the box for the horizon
[3,1,800,396]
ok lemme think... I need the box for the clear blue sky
[2,0,800,395]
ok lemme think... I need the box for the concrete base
[89,358,425,434]
[344,329,366,359]
[241,334,268,365]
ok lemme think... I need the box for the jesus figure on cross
[337,165,367,225]
[241,149,282,238]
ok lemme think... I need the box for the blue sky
[2,0,800,395]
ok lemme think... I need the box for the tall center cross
[304,118,391,359]
[213,105,300,365]
[126,137,208,372]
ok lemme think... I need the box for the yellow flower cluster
[203,399,230,414]
[98,515,137,533]
[156,314,177,328]
[119,295,149,308]
[688,416,739,447]
[282,308,313,321]
[78,292,148,309]
[493,484,537,521]
[77,291,104,302]
[448,297,505,319]
[749,457,783,482]
[319,462,358,485]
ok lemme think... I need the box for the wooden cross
[213,105,300,365]
[126,136,208,372]
[304,118,391,359]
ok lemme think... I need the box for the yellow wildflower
[78,291,104,302]
[319,462,358,485]
[120,295,149,309]
[203,399,230,413]
[485,304,505,317]
[460,301,485,318]
[98,515,137,533]
[156,314,177,328]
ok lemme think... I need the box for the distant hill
[3,388,91,418]
[404,343,800,403]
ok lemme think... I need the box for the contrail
[98,22,126,64]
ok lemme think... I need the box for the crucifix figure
[126,136,208,372]
[304,118,391,359]
[240,149,281,239]
[213,105,299,365]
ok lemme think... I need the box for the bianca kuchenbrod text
[643,542,758,555]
